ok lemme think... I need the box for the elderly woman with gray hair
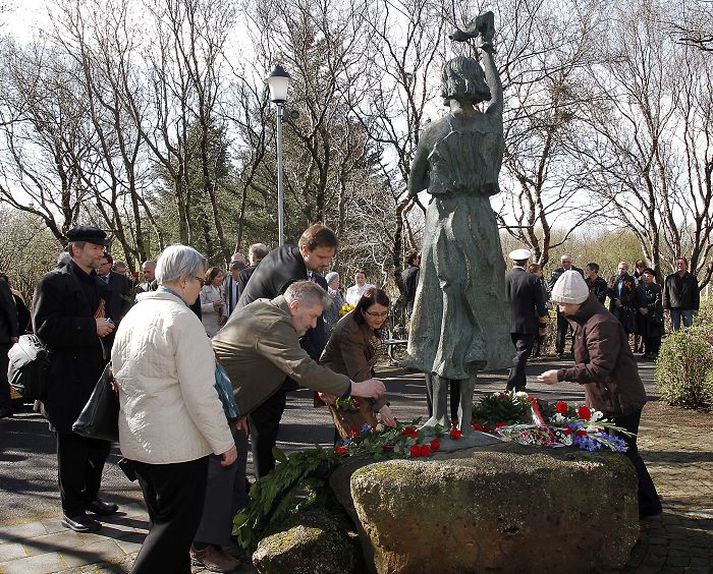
[112,244,237,574]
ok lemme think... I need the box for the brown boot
[190,544,241,573]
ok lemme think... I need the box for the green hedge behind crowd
[655,303,713,411]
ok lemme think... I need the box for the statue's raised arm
[450,11,502,116]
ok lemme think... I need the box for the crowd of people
[536,254,699,362]
[0,223,697,570]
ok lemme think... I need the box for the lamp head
[267,64,291,103]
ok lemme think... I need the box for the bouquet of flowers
[471,392,631,453]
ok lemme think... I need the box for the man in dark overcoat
[505,249,547,392]
[547,254,584,358]
[236,224,336,478]
[32,226,118,533]
[0,273,19,419]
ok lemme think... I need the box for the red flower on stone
[401,427,418,439]
[410,444,422,458]
[576,429,588,437]
[577,406,592,420]
[420,444,432,457]
[495,421,507,429]
[556,401,569,414]
[472,423,484,432]
[449,428,463,440]
[430,438,441,452]
[334,446,348,456]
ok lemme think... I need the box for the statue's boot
[420,374,450,430]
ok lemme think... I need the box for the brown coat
[212,296,351,417]
[557,294,646,417]
[320,311,376,382]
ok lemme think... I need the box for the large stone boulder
[348,442,639,574]
[252,508,361,574]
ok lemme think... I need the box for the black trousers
[248,388,287,479]
[131,456,209,574]
[56,431,111,515]
[611,409,662,517]
[506,334,535,392]
[0,343,12,411]
[555,310,571,355]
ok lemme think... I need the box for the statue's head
[441,56,491,106]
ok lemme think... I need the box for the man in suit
[505,249,547,392]
[547,254,584,359]
[236,224,337,478]
[223,261,244,316]
[97,253,132,326]
[32,225,118,533]
[608,261,635,324]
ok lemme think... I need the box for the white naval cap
[509,248,532,261]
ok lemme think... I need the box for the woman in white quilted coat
[112,245,236,574]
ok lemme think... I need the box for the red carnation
[577,406,592,420]
[410,444,422,458]
[495,421,507,429]
[420,444,432,457]
[556,401,569,414]
[334,446,348,456]
[430,438,441,452]
[576,429,588,437]
[449,428,463,440]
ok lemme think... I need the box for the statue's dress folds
[406,115,511,378]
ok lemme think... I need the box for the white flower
[591,410,604,421]
[514,391,529,400]
[552,413,566,424]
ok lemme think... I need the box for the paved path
[0,357,711,573]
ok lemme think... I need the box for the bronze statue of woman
[406,13,511,432]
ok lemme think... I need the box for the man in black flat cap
[32,225,118,533]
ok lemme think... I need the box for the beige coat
[212,296,351,416]
[111,290,234,464]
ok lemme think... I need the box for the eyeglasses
[193,275,206,283]
[364,310,389,319]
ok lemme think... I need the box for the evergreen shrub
[655,325,713,411]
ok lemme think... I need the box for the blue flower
[361,423,373,433]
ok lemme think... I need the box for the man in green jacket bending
[212,280,385,424]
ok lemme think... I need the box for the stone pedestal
[347,443,639,574]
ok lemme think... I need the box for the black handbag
[72,363,119,442]
[7,334,52,400]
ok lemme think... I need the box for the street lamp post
[266,65,291,247]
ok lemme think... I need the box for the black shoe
[87,498,119,516]
[62,513,102,532]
